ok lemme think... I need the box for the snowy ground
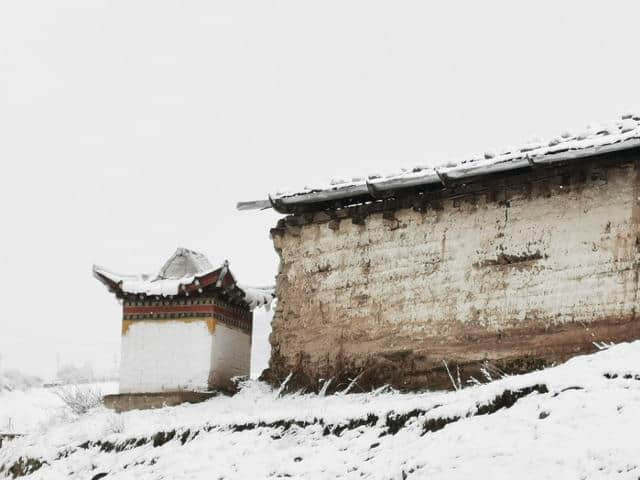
[0,383,118,435]
[3,343,640,479]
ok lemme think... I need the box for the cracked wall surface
[265,156,640,391]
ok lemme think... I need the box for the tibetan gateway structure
[239,114,640,391]
[94,248,273,410]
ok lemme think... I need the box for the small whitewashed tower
[93,248,273,399]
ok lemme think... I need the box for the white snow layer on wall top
[92,247,274,310]
[238,113,640,210]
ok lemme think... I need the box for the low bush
[53,385,103,415]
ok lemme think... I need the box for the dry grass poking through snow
[3,344,640,479]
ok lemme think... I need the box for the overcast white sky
[1,1,640,378]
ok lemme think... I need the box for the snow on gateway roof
[93,247,274,310]
[237,113,640,211]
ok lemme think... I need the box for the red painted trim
[182,270,221,294]
[124,304,214,315]
[123,303,250,321]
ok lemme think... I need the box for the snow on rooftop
[255,113,640,208]
[157,247,213,280]
[239,285,276,311]
[93,248,274,310]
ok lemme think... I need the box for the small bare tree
[53,385,103,415]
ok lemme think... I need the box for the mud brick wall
[266,156,640,391]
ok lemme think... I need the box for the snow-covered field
[3,343,640,479]
[0,383,118,435]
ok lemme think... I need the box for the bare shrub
[53,385,103,415]
[105,413,125,434]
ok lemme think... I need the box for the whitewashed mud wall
[210,324,251,389]
[119,318,251,393]
[120,320,213,393]
[267,160,640,390]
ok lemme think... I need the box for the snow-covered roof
[157,247,213,280]
[237,113,640,212]
[93,247,274,311]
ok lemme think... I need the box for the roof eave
[92,265,123,296]
[236,138,640,213]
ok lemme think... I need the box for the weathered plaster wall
[267,159,640,390]
[119,319,213,394]
[210,323,251,389]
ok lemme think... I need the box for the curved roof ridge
[157,247,214,280]
[93,250,273,311]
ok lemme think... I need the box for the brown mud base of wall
[262,315,640,393]
[103,391,219,413]
[260,354,547,393]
